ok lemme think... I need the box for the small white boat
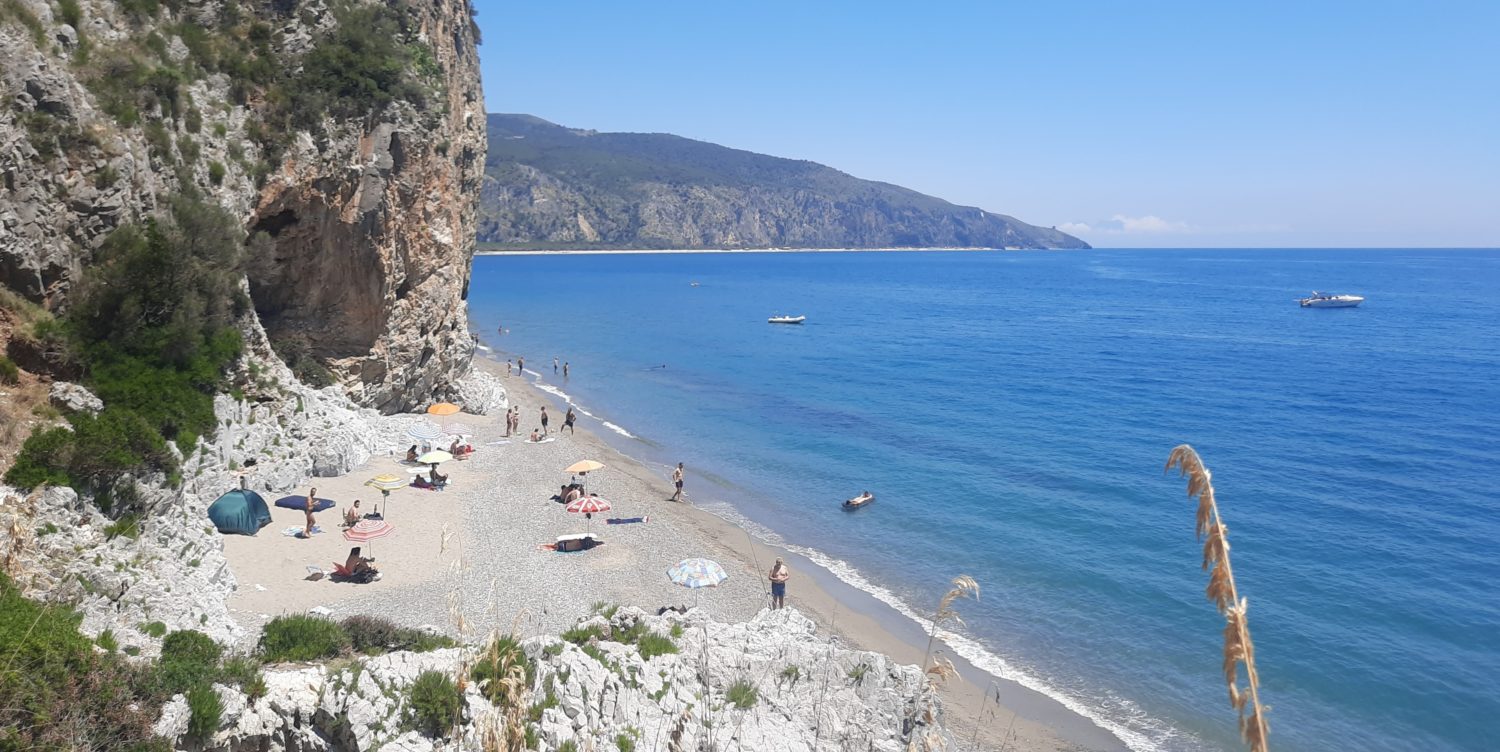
[1299,291,1364,308]
[843,491,875,510]
[768,315,806,324]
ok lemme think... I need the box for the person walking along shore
[564,407,576,435]
[670,462,684,501]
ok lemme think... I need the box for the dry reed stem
[1166,444,1270,752]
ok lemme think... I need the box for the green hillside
[478,114,1088,250]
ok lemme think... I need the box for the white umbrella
[406,421,444,442]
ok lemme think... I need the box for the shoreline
[489,357,1128,752]
[476,246,1043,256]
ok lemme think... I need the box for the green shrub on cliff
[404,670,462,738]
[258,614,350,663]
[5,196,245,497]
[285,1,434,127]
[0,572,168,750]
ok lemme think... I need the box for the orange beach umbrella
[427,402,461,416]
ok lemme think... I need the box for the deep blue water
[466,249,1500,751]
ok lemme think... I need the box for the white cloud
[1058,214,1194,236]
[1109,214,1192,233]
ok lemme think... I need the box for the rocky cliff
[478,113,1089,250]
[149,607,947,752]
[0,0,486,412]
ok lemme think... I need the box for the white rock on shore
[155,607,947,752]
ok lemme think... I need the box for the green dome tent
[208,488,272,536]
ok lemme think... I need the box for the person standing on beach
[670,462,684,501]
[517,356,525,375]
[553,357,559,374]
[303,487,318,539]
[769,557,790,609]
[540,406,550,435]
[506,359,512,377]
[563,361,570,378]
[564,407,576,434]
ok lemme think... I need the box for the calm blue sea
[466,249,1500,752]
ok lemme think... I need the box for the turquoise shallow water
[467,249,1500,751]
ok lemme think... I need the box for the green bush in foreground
[0,572,167,750]
[636,632,678,661]
[341,615,456,655]
[156,629,223,694]
[0,354,17,384]
[185,683,222,740]
[404,670,462,739]
[258,614,350,663]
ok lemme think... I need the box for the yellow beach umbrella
[427,402,461,416]
[365,474,407,516]
[417,450,454,465]
[565,460,606,474]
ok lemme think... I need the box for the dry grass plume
[1166,444,1270,752]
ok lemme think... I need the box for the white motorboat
[1299,291,1364,308]
[768,315,805,324]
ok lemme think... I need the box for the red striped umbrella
[565,495,612,534]
[343,518,394,555]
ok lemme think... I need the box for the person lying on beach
[405,445,419,462]
[412,476,434,489]
[343,500,362,527]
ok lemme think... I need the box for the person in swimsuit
[670,463,684,501]
[769,558,790,609]
[554,357,559,373]
[303,487,318,538]
[564,407,576,434]
[517,356,525,374]
[540,406,549,434]
[563,361,570,378]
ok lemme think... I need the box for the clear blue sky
[472,0,1498,247]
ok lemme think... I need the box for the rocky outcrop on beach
[0,0,485,412]
[152,607,948,752]
[479,114,1089,250]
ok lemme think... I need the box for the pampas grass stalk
[922,575,979,679]
[1166,445,1270,752]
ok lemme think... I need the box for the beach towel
[282,525,325,538]
[525,437,556,444]
[485,440,512,446]
[606,516,650,525]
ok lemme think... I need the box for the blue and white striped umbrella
[668,558,728,589]
[406,420,444,441]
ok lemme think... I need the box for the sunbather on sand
[343,500,362,527]
[345,547,377,576]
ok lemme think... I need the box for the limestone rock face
[0,0,486,413]
[48,381,103,414]
[159,608,948,752]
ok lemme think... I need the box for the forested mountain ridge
[478,114,1088,250]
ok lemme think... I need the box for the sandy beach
[222,359,1122,751]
